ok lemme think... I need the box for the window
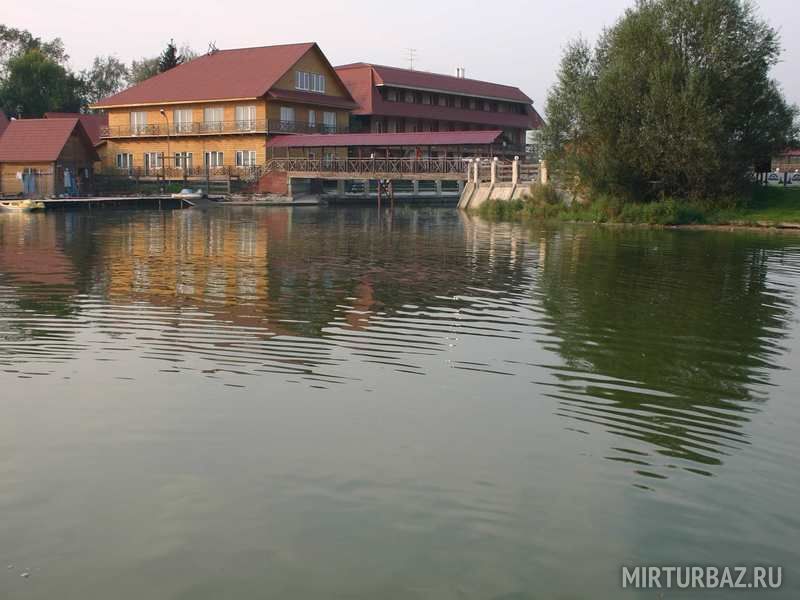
[295,71,325,93]
[323,111,336,132]
[175,152,193,169]
[116,153,133,170]
[204,151,224,168]
[404,90,414,103]
[422,94,431,105]
[173,109,193,133]
[438,95,446,107]
[235,105,257,130]
[308,110,316,129]
[130,112,147,134]
[236,150,257,167]
[280,106,295,124]
[143,152,163,173]
[387,89,397,102]
[203,107,224,132]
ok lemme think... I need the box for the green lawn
[735,186,800,223]
[475,185,800,227]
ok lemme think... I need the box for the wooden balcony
[100,119,348,139]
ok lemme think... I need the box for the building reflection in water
[1,209,798,482]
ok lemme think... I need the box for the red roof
[337,63,533,103]
[92,43,354,108]
[335,63,543,129]
[266,89,358,109]
[0,118,99,163]
[44,112,108,146]
[266,130,503,148]
[0,111,8,137]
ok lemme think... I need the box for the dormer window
[295,71,325,93]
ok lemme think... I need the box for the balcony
[101,119,348,139]
[266,119,347,135]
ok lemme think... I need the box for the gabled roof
[336,62,533,104]
[0,111,8,137]
[266,130,503,148]
[92,42,353,108]
[44,112,108,146]
[0,118,99,162]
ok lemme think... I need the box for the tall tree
[0,25,68,78]
[0,49,85,117]
[81,55,128,104]
[158,39,182,73]
[543,0,798,201]
[129,56,160,84]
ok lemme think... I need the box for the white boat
[171,188,205,200]
[0,199,46,212]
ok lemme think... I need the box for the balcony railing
[266,119,347,135]
[101,119,348,138]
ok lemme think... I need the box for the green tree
[0,49,85,117]
[158,39,183,73]
[543,0,798,202]
[81,55,128,104]
[129,56,160,84]
[0,25,68,78]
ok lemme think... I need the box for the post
[539,160,549,185]
[512,155,519,185]
[490,157,498,185]
[435,180,443,197]
[473,160,480,184]
[466,159,472,183]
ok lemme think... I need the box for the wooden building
[0,118,99,198]
[335,63,543,154]
[45,111,109,169]
[90,43,358,176]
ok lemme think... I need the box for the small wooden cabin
[0,118,99,198]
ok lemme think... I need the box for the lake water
[1,206,798,599]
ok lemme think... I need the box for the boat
[0,199,46,212]
[171,188,205,200]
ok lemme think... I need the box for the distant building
[90,43,358,174]
[772,148,800,172]
[335,63,543,154]
[0,118,99,197]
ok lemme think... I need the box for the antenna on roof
[406,48,417,71]
[207,41,218,54]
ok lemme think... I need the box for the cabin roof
[0,118,98,163]
[266,130,503,148]
[91,42,353,108]
[44,112,108,146]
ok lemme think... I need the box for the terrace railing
[101,119,349,138]
[263,157,471,178]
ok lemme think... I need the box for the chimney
[454,67,466,79]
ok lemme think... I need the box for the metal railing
[266,119,348,135]
[103,166,261,179]
[101,119,349,138]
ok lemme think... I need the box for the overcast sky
[4,0,798,108]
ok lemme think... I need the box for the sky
[3,0,798,108]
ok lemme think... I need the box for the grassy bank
[475,185,800,227]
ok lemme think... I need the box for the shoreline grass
[474,185,800,228]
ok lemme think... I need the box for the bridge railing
[264,157,471,176]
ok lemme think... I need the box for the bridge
[250,156,540,202]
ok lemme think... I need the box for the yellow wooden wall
[0,162,55,196]
[103,134,268,169]
[273,46,350,97]
[106,100,268,130]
